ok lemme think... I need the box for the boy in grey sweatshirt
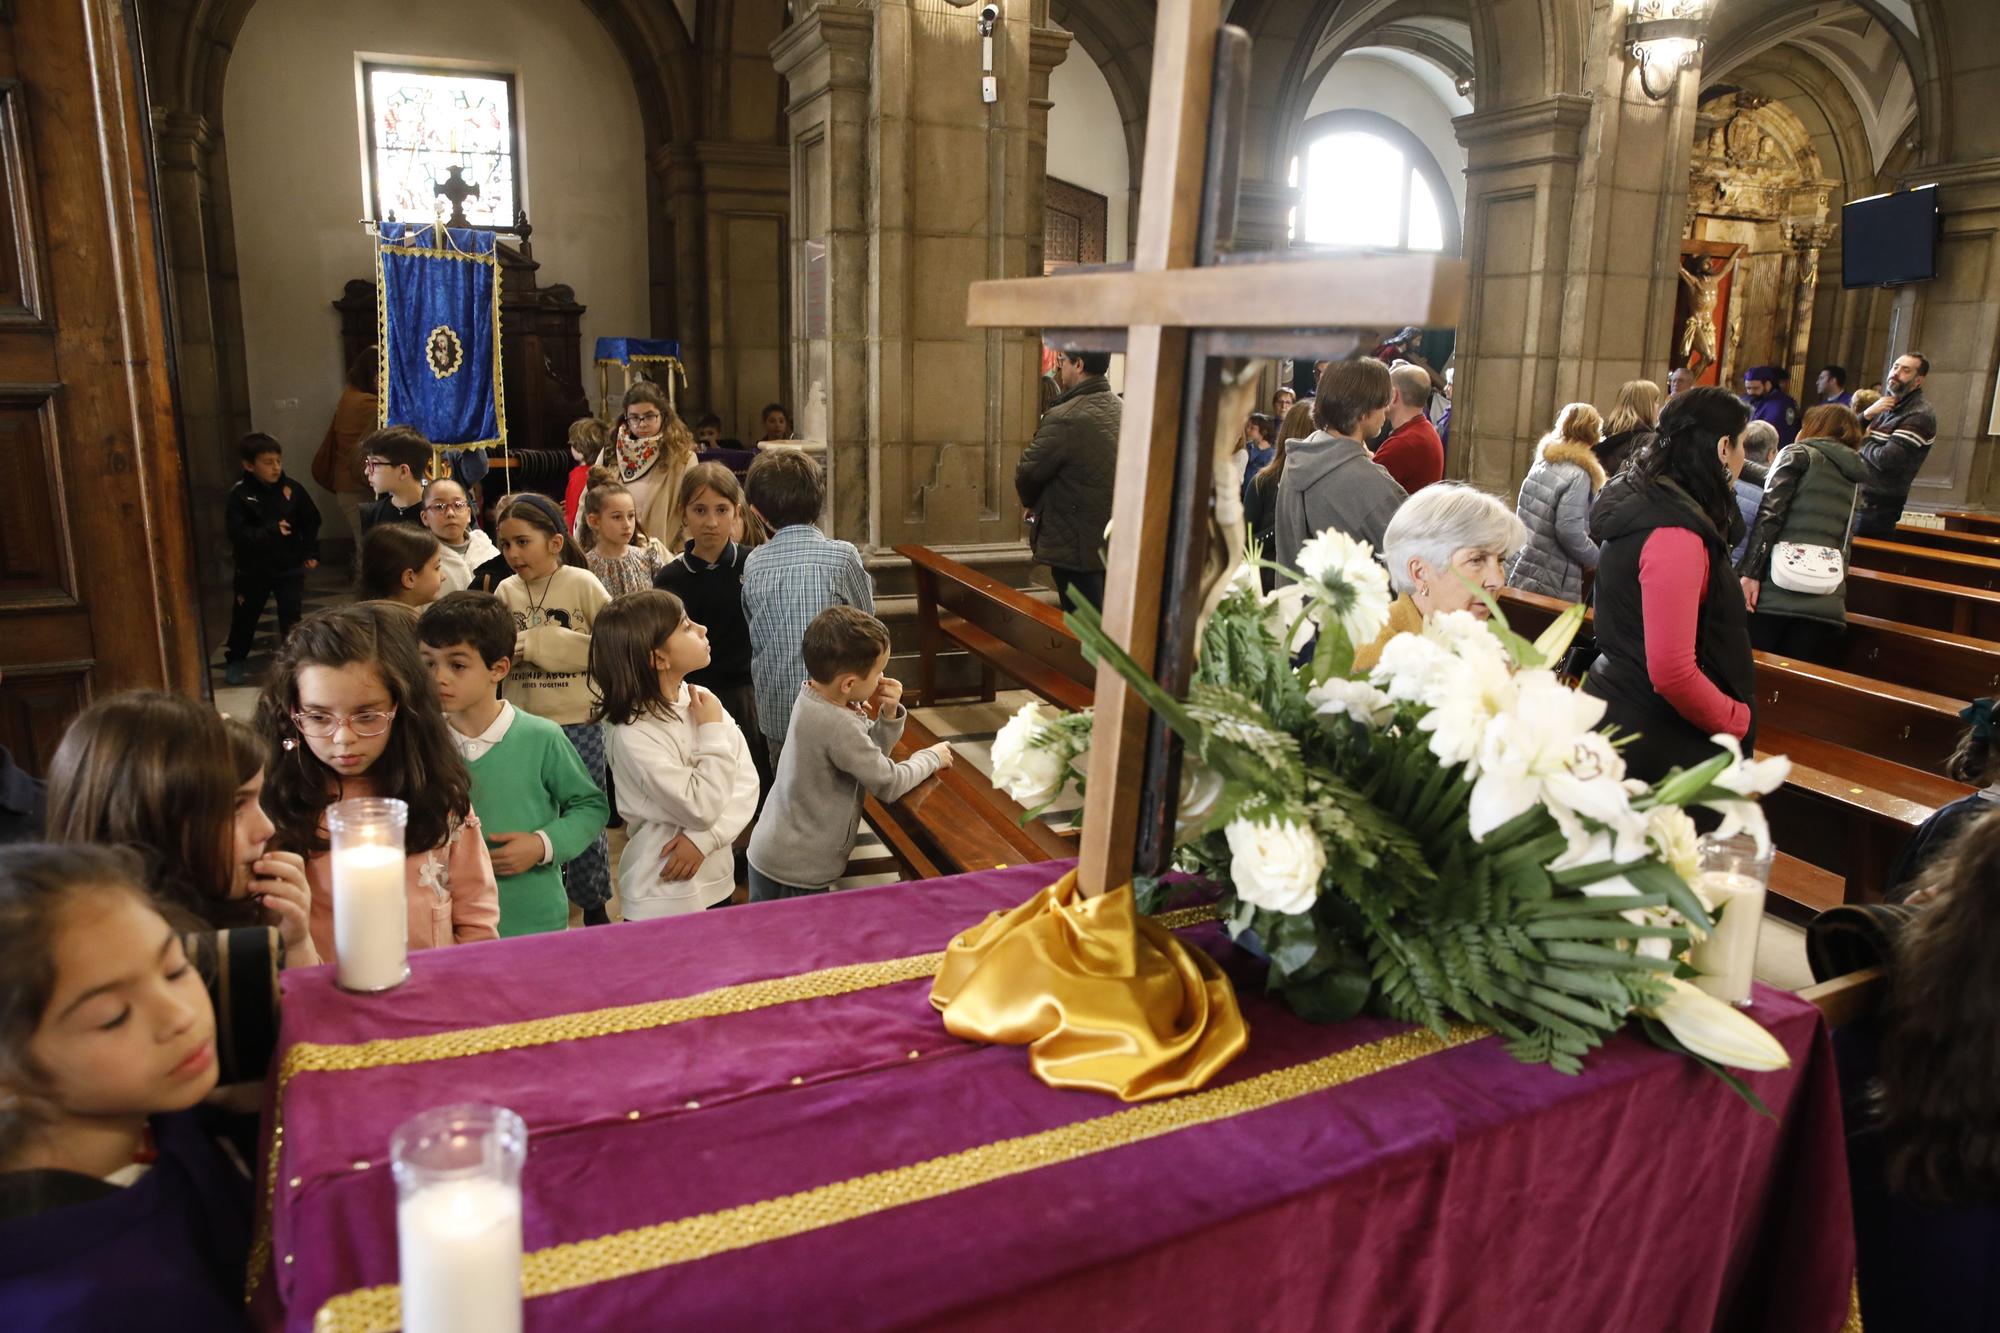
[746,606,953,899]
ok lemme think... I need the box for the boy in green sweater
[418,590,611,935]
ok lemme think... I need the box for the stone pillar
[1906,158,2000,510]
[773,0,1065,562]
[152,110,250,577]
[1451,5,1704,494]
[1779,220,1834,391]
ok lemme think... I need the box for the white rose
[1308,677,1396,728]
[990,702,1069,807]
[1224,816,1326,915]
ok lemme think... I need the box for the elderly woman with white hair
[1352,482,1529,673]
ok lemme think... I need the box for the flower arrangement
[994,532,1794,1103]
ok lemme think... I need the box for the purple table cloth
[263,862,1854,1332]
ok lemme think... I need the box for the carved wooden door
[0,0,203,774]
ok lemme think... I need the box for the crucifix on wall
[965,0,1463,898]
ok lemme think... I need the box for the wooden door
[0,0,203,774]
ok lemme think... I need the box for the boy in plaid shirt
[740,450,874,768]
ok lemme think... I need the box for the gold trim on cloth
[930,874,1247,1101]
[311,1024,1488,1332]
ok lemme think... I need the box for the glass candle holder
[1688,832,1772,1006]
[327,796,409,993]
[391,1104,527,1333]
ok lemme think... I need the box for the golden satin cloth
[929,872,1248,1101]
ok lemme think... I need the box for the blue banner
[376,222,504,449]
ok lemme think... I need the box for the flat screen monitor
[1842,185,1940,288]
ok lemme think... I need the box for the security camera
[978,4,1000,32]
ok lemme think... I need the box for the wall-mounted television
[1842,185,1940,288]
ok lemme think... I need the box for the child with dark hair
[741,450,874,767]
[590,590,758,917]
[492,492,615,923]
[359,522,445,608]
[423,476,509,593]
[358,426,433,533]
[255,603,498,962]
[223,432,321,685]
[1885,697,2000,900]
[0,844,255,1329]
[692,412,724,448]
[758,402,793,443]
[419,592,608,936]
[1842,812,2000,1331]
[745,606,950,901]
[561,417,612,534]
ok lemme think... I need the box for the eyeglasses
[363,459,387,471]
[425,500,469,515]
[624,411,662,425]
[291,707,398,739]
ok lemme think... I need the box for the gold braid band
[253,902,1225,1304]
[312,1023,1488,1332]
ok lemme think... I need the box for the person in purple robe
[1742,365,1800,447]
[0,845,253,1332]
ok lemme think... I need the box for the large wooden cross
[966,0,1464,897]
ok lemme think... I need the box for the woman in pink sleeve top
[1582,387,1757,783]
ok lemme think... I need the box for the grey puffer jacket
[1507,439,1607,601]
[1016,376,1120,572]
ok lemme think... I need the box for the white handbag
[1770,540,1844,595]
[1765,445,1853,596]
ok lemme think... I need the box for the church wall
[1046,48,1132,265]
[1302,51,1469,223]
[223,0,649,529]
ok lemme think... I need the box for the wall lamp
[1626,0,1711,100]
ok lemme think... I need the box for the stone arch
[1294,106,1464,253]
[1049,0,1151,241]
[1273,9,1473,189]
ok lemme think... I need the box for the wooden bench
[1799,965,1886,1028]
[1936,508,2000,539]
[1890,523,2000,560]
[860,711,1078,880]
[895,543,1092,710]
[1836,613,2000,700]
[1853,537,2000,592]
[1847,567,2000,641]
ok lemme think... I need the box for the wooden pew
[1799,965,1886,1028]
[895,543,1092,710]
[1836,613,2000,700]
[862,709,1078,879]
[1937,508,2000,538]
[1847,567,2000,641]
[1890,523,2000,560]
[1853,537,2000,592]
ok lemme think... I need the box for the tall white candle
[1690,870,1765,1006]
[333,842,408,991]
[398,1177,523,1333]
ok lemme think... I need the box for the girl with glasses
[255,603,498,964]
[609,382,696,550]
[423,477,508,593]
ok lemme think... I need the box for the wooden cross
[436,165,480,228]
[966,0,1465,897]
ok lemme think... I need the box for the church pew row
[1936,508,2000,538]
[1853,536,2000,592]
[1846,567,2000,642]
[1891,522,2000,560]
[895,543,1092,710]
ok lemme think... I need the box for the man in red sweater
[1371,362,1444,493]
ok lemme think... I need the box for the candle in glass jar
[333,841,407,991]
[397,1177,523,1333]
[1690,870,1765,1005]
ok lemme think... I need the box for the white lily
[1647,976,1791,1072]
[1466,670,1637,842]
[1698,735,1792,856]
[1174,762,1226,843]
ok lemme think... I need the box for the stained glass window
[363,64,521,229]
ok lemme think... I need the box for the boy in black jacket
[224,432,321,684]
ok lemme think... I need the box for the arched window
[1290,109,1459,254]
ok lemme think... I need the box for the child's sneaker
[224,661,247,686]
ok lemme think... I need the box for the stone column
[1450,4,1705,494]
[1905,158,2000,510]
[152,110,250,577]
[1779,220,1834,391]
[773,0,1065,565]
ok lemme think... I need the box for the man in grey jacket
[1017,349,1120,612]
[1273,358,1407,581]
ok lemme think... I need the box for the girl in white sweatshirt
[590,589,759,917]
[423,477,508,592]
[494,492,615,922]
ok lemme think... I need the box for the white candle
[397,1177,523,1333]
[1689,870,1766,1006]
[333,842,408,991]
